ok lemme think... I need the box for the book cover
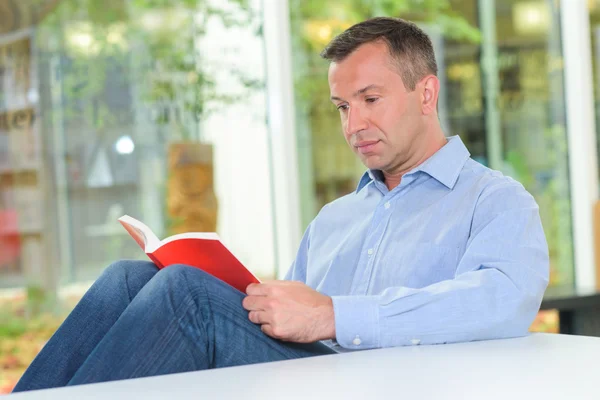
[118,215,260,293]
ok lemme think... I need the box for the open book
[118,215,260,293]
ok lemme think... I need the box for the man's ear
[421,75,440,115]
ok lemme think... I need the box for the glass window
[489,0,572,287]
[289,0,573,287]
[0,0,278,290]
[589,0,600,183]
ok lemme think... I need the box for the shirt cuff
[331,295,380,349]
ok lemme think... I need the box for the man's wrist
[317,296,336,340]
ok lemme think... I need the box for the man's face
[328,41,427,174]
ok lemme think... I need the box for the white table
[8,333,599,399]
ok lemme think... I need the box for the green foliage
[25,285,57,318]
[505,150,534,188]
[291,0,480,42]
[290,0,481,111]
[37,0,259,141]
[127,0,258,138]
[0,285,56,338]
[0,311,28,338]
[503,123,574,286]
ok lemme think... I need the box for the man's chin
[360,157,383,171]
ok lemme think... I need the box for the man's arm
[244,181,549,348]
[332,181,549,349]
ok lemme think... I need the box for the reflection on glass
[290,0,573,287]
[491,0,572,287]
[590,0,600,190]
[0,0,276,290]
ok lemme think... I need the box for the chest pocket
[376,243,459,290]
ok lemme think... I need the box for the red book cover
[118,215,260,293]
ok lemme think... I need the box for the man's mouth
[354,140,380,154]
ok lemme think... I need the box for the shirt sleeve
[331,180,550,349]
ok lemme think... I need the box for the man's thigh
[161,264,337,368]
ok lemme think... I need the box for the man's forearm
[331,267,547,349]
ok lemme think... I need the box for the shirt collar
[356,135,471,193]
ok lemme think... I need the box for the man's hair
[320,17,438,91]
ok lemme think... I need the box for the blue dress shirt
[285,136,549,351]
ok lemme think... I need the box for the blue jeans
[13,260,336,392]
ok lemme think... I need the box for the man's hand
[242,281,335,343]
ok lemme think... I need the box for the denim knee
[154,264,205,283]
[152,264,222,294]
[101,260,157,287]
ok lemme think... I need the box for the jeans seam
[124,268,134,303]
[197,274,216,367]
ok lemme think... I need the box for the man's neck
[383,130,448,191]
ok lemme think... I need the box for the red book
[118,215,260,293]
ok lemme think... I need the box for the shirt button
[367,249,373,255]
[353,336,362,346]
[384,202,391,209]
[411,339,421,345]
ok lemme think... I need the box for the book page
[160,231,220,247]
[120,222,147,250]
[118,215,162,251]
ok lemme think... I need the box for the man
[14,17,548,392]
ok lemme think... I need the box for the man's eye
[337,104,349,111]
[366,97,378,103]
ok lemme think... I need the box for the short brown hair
[320,17,438,91]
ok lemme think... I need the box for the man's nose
[345,106,369,135]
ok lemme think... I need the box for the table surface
[8,333,599,400]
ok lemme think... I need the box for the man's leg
[12,260,159,392]
[67,264,336,386]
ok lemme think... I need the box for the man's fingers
[245,283,260,295]
[246,283,272,296]
[248,310,270,325]
[246,280,296,296]
[260,323,275,338]
[242,295,281,312]
[242,295,267,311]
